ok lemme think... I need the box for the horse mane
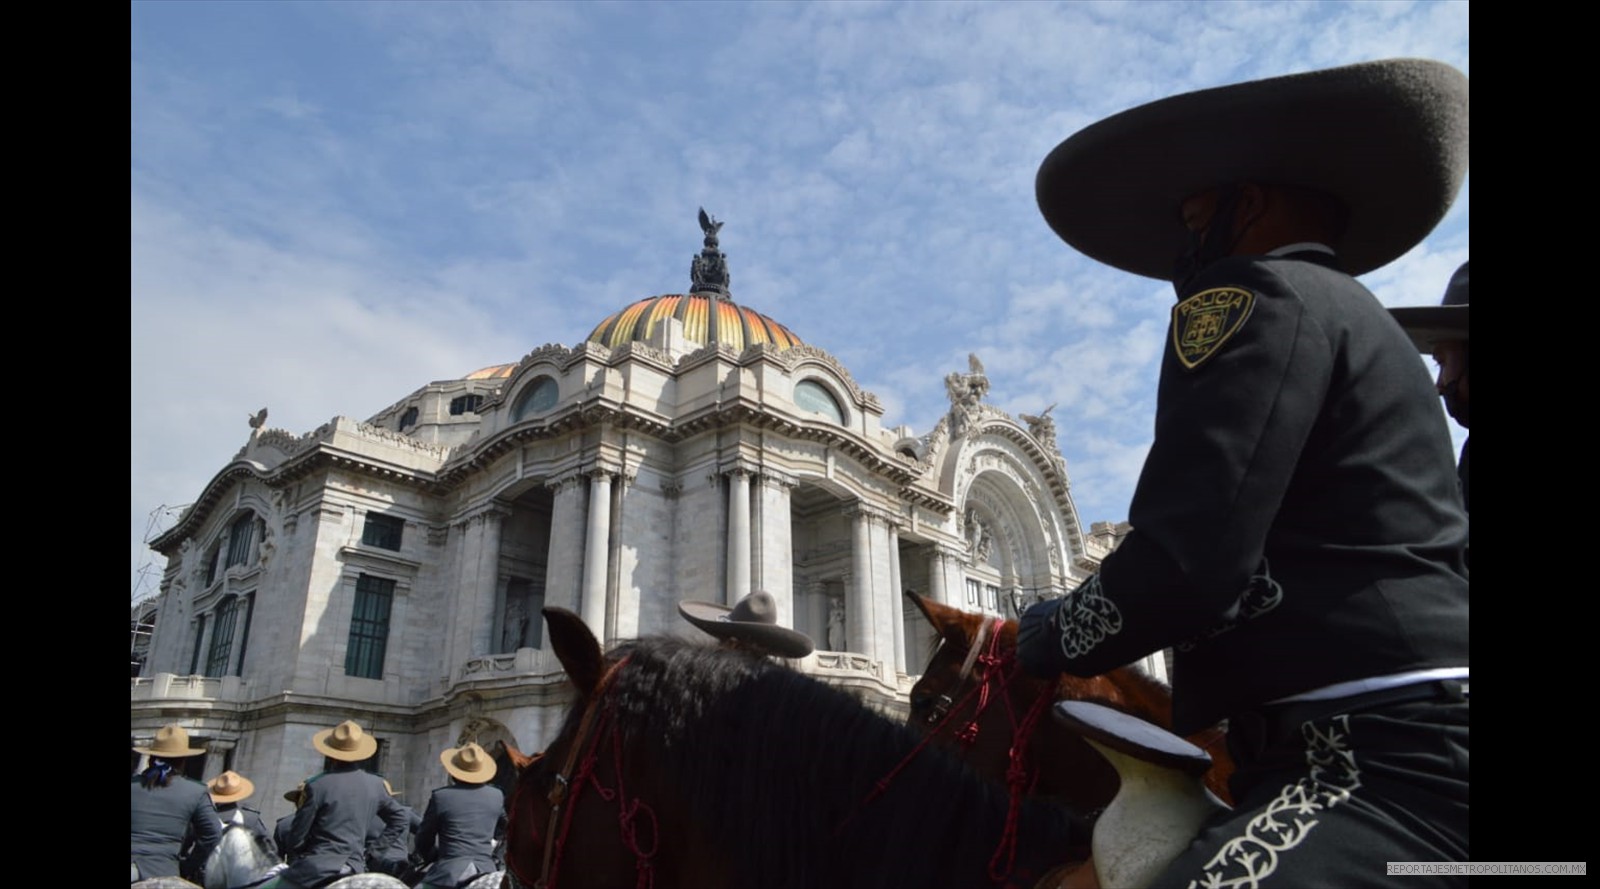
[580,635,1078,888]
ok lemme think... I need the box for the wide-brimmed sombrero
[134,724,206,758]
[1036,58,1469,280]
[440,742,498,784]
[312,720,379,762]
[678,591,814,658]
[207,770,255,804]
[1390,261,1468,352]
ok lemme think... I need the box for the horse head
[902,592,1233,812]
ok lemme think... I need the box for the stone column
[581,469,613,639]
[541,474,587,649]
[755,471,796,622]
[888,522,906,674]
[848,506,873,656]
[927,546,948,607]
[470,507,507,657]
[725,468,752,605]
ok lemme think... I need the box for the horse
[203,822,286,888]
[504,606,1097,889]
[904,592,1234,810]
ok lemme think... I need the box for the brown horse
[504,607,1095,889]
[905,593,1233,811]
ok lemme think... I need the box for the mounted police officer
[259,720,410,888]
[1017,58,1470,885]
[414,742,506,889]
[1392,261,1470,512]
[678,590,815,659]
[206,770,276,856]
[132,723,222,883]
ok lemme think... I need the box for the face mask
[1172,184,1244,299]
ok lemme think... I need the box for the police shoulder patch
[1171,286,1256,370]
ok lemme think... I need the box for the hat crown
[137,723,203,757]
[1441,261,1468,308]
[726,591,779,625]
[212,772,244,794]
[329,720,366,751]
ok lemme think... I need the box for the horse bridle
[524,654,656,889]
[917,616,1056,883]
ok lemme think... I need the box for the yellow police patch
[1171,287,1256,370]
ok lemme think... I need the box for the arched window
[794,379,845,425]
[398,406,418,431]
[512,376,560,422]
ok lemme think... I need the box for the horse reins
[906,617,1056,884]
[528,654,658,889]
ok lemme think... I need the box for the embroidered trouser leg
[1156,690,1468,888]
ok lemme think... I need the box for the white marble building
[130,213,1145,821]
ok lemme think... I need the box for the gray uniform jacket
[279,766,410,886]
[416,783,507,887]
[131,773,223,879]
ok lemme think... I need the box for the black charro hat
[1390,261,1468,352]
[678,591,814,658]
[1036,58,1469,280]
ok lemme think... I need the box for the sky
[131,0,1469,602]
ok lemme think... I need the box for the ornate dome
[588,294,804,352]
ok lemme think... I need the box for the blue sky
[131,0,1469,600]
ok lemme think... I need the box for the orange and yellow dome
[588,294,803,352]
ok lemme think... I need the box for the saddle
[1040,701,1229,889]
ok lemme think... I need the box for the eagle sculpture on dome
[248,407,268,429]
[698,207,723,239]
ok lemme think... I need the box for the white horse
[203,823,286,889]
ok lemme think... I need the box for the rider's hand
[1016,597,1069,678]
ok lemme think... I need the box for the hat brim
[312,729,378,762]
[440,747,498,784]
[1388,305,1468,352]
[133,743,205,758]
[678,600,815,658]
[209,777,255,804]
[1036,58,1468,280]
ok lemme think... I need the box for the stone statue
[964,507,992,564]
[826,595,845,651]
[247,407,268,437]
[502,595,530,652]
[1019,403,1060,452]
[945,353,991,440]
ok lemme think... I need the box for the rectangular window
[234,596,254,677]
[345,574,394,679]
[226,514,255,568]
[203,543,220,586]
[361,513,404,551]
[449,393,484,415]
[985,584,1000,612]
[965,578,981,607]
[188,614,207,675]
[205,598,238,677]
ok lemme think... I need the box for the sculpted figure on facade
[964,507,993,565]
[826,594,846,651]
[1019,403,1060,454]
[945,353,990,440]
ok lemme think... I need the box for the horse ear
[906,591,973,649]
[543,607,605,695]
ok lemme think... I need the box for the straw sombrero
[440,742,498,784]
[207,771,255,804]
[134,724,206,758]
[312,720,379,762]
[678,591,814,658]
[1036,58,1469,280]
[1390,261,1468,353]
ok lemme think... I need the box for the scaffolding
[131,503,190,675]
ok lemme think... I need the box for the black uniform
[1019,250,1469,882]
[131,772,223,881]
[275,764,410,888]
[415,782,506,889]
